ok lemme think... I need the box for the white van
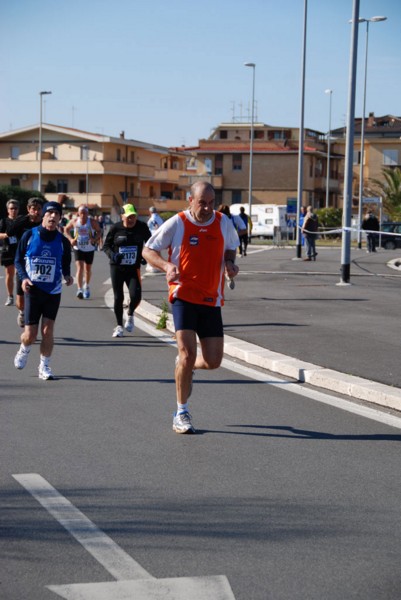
[230,204,288,239]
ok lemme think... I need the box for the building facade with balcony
[177,122,344,209]
[0,124,193,218]
[331,113,401,210]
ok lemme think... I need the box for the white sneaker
[14,347,30,370]
[77,289,83,299]
[124,315,134,332]
[38,364,55,380]
[112,325,124,338]
[172,411,195,434]
[83,285,90,299]
[5,295,14,306]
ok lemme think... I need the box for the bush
[0,186,45,219]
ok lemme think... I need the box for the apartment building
[0,124,192,217]
[177,122,344,209]
[331,113,401,209]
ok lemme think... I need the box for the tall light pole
[38,91,52,193]
[339,0,360,285]
[244,62,255,221]
[82,145,89,205]
[356,16,387,249]
[295,0,307,259]
[325,89,333,209]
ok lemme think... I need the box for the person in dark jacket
[103,204,151,337]
[362,210,380,253]
[0,199,20,306]
[302,205,319,261]
[8,197,43,326]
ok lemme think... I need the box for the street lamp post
[82,145,89,205]
[325,89,333,209]
[38,91,52,193]
[295,0,308,259]
[244,62,256,222]
[356,16,387,249]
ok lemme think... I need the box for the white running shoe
[124,315,134,332]
[14,348,30,370]
[172,411,195,434]
[77,289,84,299]
[38,364,55,380]
[5,295,14,306]
[83,285,90,299]
[112,325,124,338]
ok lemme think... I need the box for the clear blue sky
[1,0,400,147]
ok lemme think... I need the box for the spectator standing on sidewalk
[0,199,20,306]
[302,205,319,261]
[238,206,252,256]
[362,210,380,253]
[13,202,73,380]
[103,204,151,338]
[143,181,239,435]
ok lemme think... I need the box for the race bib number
[77,235,91,250]
[30,256,56,283]
[120,246,138,265]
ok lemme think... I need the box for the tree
[369,167,401,220]
[0,185,45,219]
[315,207,343,239]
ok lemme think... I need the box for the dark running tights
[110,265,141,326]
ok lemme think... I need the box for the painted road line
[13,474,236,600]
[12,473,152,581]
[47,576,235,600]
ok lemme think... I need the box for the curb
[137,300,401,413]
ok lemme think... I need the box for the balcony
[153,168,183,183]
[178,174,223,188]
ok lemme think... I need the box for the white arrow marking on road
[13,473,236,600]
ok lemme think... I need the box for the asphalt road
[1,248,401,600]
[142,243,401,389]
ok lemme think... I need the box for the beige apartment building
[0,124,192,218]
[331,113,401,210]
[177,122,344,209]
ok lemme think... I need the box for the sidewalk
[139,245,401,413]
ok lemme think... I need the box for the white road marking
[12,473,152,581]
[13,474,236,600]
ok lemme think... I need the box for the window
[130,151,135,163]
[353,150,361,165]
[220,130,228,139]
[11,178,20,186]
[383,149,398,166]
[232,154,242,171]
[11,146,20,160]
[79,179,86,194]
[81,146,89,160]
[116,149,121,162]
[205,158,212,174]
[57,180,68,193]
[214,156,223,175]
[254,130,264,139]
[232,190,242,204]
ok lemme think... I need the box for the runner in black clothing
[103,204,151,337]
[8,197,43,326]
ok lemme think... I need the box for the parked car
[380,222,401,250]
